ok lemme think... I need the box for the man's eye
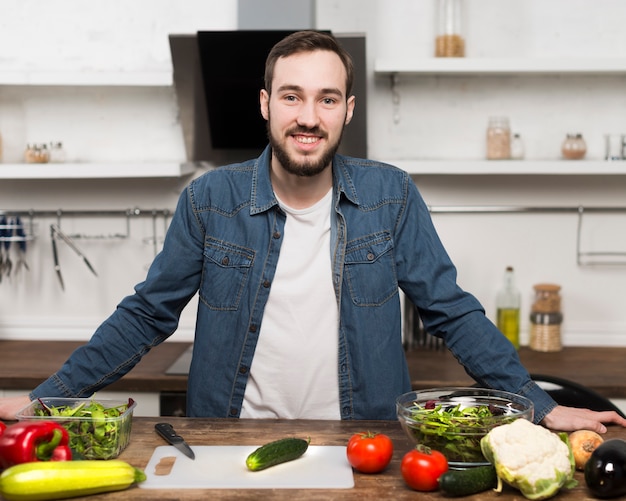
[322,98,336,105]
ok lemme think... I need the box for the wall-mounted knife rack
[428,204,626,266]
[3,205,625,266]
[0,208,172,255]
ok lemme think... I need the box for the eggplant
[585,438,626,498]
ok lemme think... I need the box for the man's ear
[345,95,355,125]
[260,89,269,120]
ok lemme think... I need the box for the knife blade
[50,225,64,291]
[155,422,195,460]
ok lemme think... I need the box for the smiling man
[261,40,355,207]
[1,31,625,434]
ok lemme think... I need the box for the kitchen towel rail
[428,205,626,266]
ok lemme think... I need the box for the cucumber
[246,437,310,471]
[0,459,146,501]
[438,464,497,497]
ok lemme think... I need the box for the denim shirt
[32,146,555,423]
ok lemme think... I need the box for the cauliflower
[480,419,577,500]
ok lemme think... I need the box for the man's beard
[267,119,345,178]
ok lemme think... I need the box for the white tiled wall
[0,0,625,347]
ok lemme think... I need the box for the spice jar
[486,117,511,160]
[604,134,624,161]
[24,143,50,164]
[529,283,562,352]
[435,0,465,57]
[561,133,587,160]
[510,133,525,160]
[49,142,66,163]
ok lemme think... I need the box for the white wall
[1,0,625,347]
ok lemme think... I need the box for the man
[1,31,624,432]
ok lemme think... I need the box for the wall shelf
[385,160,626,175]
[374,57,626,75]
[0,162,195,179]
[0,69,173,86]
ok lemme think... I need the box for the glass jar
[24,143,50,164]
[49,142,66,163]
[529,283,562,352]
[510,133,525,160]
[435,0,465,57]
[604,134,624,161]
[561,133,587,160]
[486,117,511,160]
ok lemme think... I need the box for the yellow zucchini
[0,459,146,501]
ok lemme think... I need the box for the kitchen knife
[50,225,64,290]
[155,422,195,460]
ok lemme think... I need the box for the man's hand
[541,405,626,433]
[0,395,31,420]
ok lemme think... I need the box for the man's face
[260,50,355,177]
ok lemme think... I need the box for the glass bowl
[396,387,534,467]
[16,397,136,460]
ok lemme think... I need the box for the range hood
[168,30,367,168]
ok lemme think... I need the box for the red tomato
[346,431,394,473]
[401,445,448,491]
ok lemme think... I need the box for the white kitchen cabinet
[374,57,626,175]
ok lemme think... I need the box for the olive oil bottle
[496,266,520,349]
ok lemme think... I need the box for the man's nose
[297,101,320,129]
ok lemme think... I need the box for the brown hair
[264,30,354,98]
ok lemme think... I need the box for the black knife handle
[155,422,182,443]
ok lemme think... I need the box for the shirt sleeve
[31,185,205,400]
[396,177,557,424]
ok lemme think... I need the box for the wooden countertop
[406,346,626,399]
[2,340,626,399]
[0,340,190,393]
[41,416,626,500]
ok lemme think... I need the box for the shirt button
[221,256,230,265]
[273,231,281,239]
[366,252,375,261]
[239,366,248,375]
[229,408,238,416]
[249,324,258,333]
[263,280,270,288]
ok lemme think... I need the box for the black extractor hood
[169,30,367,166]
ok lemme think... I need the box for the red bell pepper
[0,421,72,469]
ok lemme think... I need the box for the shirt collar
[250,145,360,215]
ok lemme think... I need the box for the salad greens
[407,400,519,464]
[34,399,133,459]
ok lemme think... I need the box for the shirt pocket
[200,238,254,310]
[344,232,397,306]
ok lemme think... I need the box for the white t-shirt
[241,188,340,419]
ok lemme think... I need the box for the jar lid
[533,283,561,292]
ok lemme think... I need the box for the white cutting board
[140,445,354,489]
